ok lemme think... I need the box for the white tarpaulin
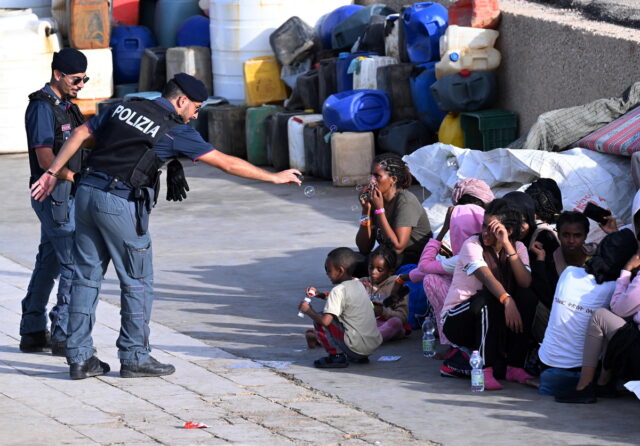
[404,144,635,237]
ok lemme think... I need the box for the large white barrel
[0,9,61,153]
[209,0,352,103]
[0,0,51,18]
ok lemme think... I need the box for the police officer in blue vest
[21,48,89,355]
[31,73,302,379]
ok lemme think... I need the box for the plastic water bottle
[470,350,484,392]
[297,297,311,318]
[422,317,436,358]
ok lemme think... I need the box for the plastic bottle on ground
[422,317,436,358]
[470,350,484,392]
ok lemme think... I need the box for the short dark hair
[556,211,590,234]
[162,79,185,100]
[485,198,522,242]
[369,245,398,272]
[327,247,360,275]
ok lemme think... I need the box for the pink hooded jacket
[409,204,485,282]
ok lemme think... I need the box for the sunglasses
[186,98,202,113]
[60,72,90,86]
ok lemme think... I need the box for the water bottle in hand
[421,317,436,358]
[298,297,311,318]
[470,350,484,392]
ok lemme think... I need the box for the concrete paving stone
[192,357,266,373]
[285,399,370,420]
[0,349,68,375]
[218,368,294,387]
[216,394,299,419]
[143,393,212,414]
[322,415,407,436]
[358,434,436,446]
[163,371,246,397]
[272,420,354,444]
[245,382,315,403]
[73,421,153,444]
[206,419,295,445]
[132,419,218,443]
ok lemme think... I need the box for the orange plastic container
[69,0,111,49]
[112,0,140,26]
[448,0,501,30]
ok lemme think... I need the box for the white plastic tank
[0,0,51,18]
[439,25,499,57]
[436,48,501,79]
[76,48,114,99]
[353,56,397,90]
[287,114,322,173]
[0,8,61,153]
[209,0,352,103]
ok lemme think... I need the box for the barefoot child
[299,248,383,368]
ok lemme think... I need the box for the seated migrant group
[298,152,640,403]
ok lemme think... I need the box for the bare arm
[298,300,334,327]
[474,266,523,333]
[34,147,75,182]
[31,123,92,201]
[198,150,301,185]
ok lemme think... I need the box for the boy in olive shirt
[300,248,383,368]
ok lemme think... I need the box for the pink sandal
[484,367,503,390]
[506,366,534,384]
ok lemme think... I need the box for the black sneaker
[120,356,176,378]
[69,356,111,380]
[555,382,597,404]
[314,353,348,368]
[19,330,51,353]
[349,356,370,364]
[51,341,66,357]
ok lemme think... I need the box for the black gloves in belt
[166,158,189,202]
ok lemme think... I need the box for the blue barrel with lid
[410,61,445,132]
[430,69,497,112]
[336,51,377,92]
[111,25,156,84]
[176,15,210,47]
[315,5,363,50]
[323,89,391,132]
[402,2,448,63]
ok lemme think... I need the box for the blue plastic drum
[402,2,448,63]
[410,61,446,132]
[315,5,364,49]
[322,90,391,132]
[111,26,157,84]
[177,15,210,47]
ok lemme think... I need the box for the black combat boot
[69,356,111,380]
[120,356,176,378]
[19,330,51,353]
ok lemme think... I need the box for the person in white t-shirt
[299,248,383,369]
[538,229,637,393]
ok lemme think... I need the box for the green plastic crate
[460,109,518,151]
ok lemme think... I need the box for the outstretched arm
[31,123,92,201]
[198,150,301,185]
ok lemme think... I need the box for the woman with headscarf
[451,178,495,208]
[538,228,637,396]
[399,204,485,352]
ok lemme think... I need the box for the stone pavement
[0,254,434,446]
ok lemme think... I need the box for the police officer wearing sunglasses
[21,48,89,356]
[31,73,302,380]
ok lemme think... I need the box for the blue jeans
[66,184,154,365]
[21,196,75,343]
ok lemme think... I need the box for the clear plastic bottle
[421,317,436,358]
[470,350,484,392]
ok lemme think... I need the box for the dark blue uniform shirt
[25,84,72,150]
[87,97,215,162]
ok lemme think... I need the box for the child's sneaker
[506,366,534,384]
[314,353,348,368]
[483,367,503,390]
